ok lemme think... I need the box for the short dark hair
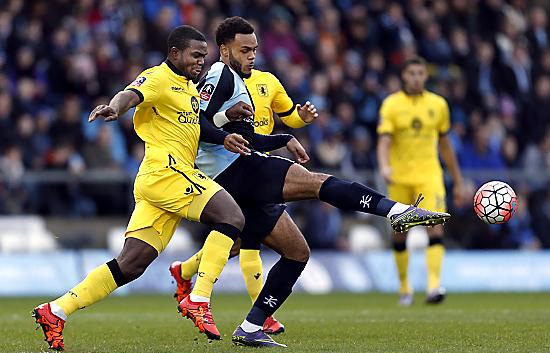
[401,56,427,73]
[167,25,206,52]
[215,16,254,46]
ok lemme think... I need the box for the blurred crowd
[0,0,550,249]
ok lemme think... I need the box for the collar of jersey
[164,59,188,79]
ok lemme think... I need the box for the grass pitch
[2,292,550,353]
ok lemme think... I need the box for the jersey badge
[256,84,268,97]
[191,96,199,114]
[200,83,215,101]
[130,76,146,87]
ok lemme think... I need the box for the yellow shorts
[388,178,447,213]
[125,165,223,253]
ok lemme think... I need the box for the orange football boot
[32,303,65,351]
[178,296,221,340]
[263,315,285,335]
[169,261,193,303]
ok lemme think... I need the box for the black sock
[393,241,407,252]
[319,176,396,217]
[245,257,307,326]
[428,237,443,246]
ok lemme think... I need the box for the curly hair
[215,16,254,46]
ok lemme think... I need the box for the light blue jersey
[195,62,254,179]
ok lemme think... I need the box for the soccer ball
[473,181,518,224]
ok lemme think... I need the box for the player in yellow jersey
[377,57,464,306]
[246,69,315,134]
[32,25,254,350]
[170,67,317,335]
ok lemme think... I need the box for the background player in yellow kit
[171,67,318,335]
[377,57,464,306]
[32,25,253,350]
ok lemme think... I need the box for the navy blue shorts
[214,152,294,246]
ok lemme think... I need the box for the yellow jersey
[126,62,201,176]
[244,69,307,134]
[377,90,450,184]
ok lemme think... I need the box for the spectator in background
[419,21,453,66]
[459,123,505,170]
[82,125,120,170]
[530,188,550,248]
[526,6,550,59]
[263,7,306,65]
[523,128,550,184]
[0,144,25,213]
[303,201,343,249]
[467,41,499,109]
[524,75,550,142]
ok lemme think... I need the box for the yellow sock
[53,263,118,317]
[180,249,203,280]
[239,249,263,303]
[426,244,445,292]
[394,250,411,294]
[191,231,233,298]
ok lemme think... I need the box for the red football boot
[178,296,221,340]
[32,303,65,351]
[169,261,193,303]
[263,315,285,335]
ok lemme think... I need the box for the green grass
[2,293,550,353]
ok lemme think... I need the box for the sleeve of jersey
[272,77,307,129]
[198,65,234,121]
[438,99,451,135]
[376,99,394,135]
[125,69,162,107]
[253,133,293,152]
[199,113,229,145]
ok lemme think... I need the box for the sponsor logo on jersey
[171,86,184,91]
[253,119,269,127]
[177,111,199,124]
[200,83,215,101]
[130,76,146,87]
[411,117,423,135]
[256,84,268,97]
[191,96,199,114]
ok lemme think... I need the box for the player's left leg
[280,164,450,232]
[233,211,309,348]
[417,180,447,304]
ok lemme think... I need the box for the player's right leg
[33,228,160,351]
[233,211,309,348]
[177,188,244,340]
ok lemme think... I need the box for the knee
[296,244,310,263]
[116,256,150,282]
[284,241,310,263]
[228,207,245,231]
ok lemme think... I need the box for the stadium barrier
[1,250,549,296]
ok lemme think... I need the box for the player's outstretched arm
[88,90,141,123]
[199,113,250,156]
